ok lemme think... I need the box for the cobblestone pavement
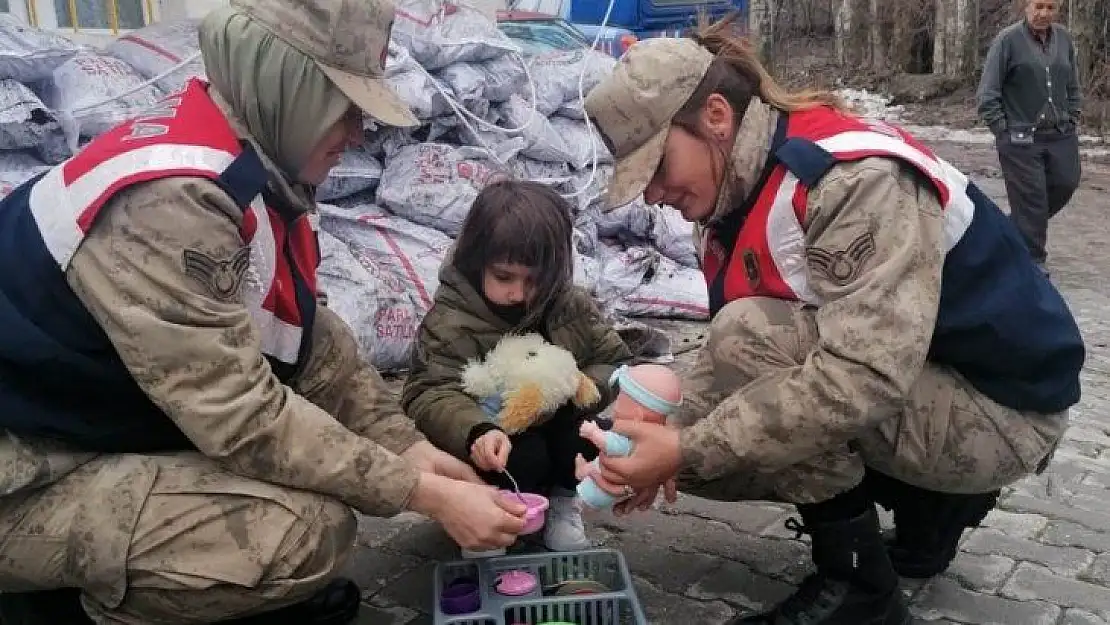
[352,140,1110,625]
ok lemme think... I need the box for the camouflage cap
[585,37,714,209]
[230,0,418,127]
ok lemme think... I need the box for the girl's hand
[597,420,683,490]
[470,430,512,472]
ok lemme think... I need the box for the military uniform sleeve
[401,316,490,459]
[299,306,426,456]
[677,158,945,480]
[65,178,420,517]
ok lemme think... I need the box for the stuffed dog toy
[461,333,602,434]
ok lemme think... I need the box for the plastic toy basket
[432,548,648,625]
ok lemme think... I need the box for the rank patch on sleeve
[183,247,251,300]
[806,233,877,287]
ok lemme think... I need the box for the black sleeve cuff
[466,422,504,451]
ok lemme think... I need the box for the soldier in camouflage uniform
[0,1,528,624]
[582,14,1085,625]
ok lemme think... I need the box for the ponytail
[684,11,849,114]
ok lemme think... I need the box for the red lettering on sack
[375,306,417,339]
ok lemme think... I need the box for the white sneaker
[544,491,592,551]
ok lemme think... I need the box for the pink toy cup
[500,491,549,535]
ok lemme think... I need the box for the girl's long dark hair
[453,180,575,328]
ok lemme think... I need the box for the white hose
[60,0,621,206]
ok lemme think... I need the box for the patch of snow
[836,87,1108,157]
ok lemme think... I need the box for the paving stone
[662,495,789,534]
[356,512,428,549]
[352,602,418,625]
[632,576,736,624]
[979,509,1049,539]
[1084,553,1110,586]
[1002,563,1110,614]
[686,559,797,612]
[342,547,425,596]
[1042,521,1110,553]
[912,577,1061,625]
[379,519,461,561]
[962,528,1092,576]
[945,552,1016,592]
[598,512,810,580]
[371,560,439,614]
[1062,608,1110,625]
[1001,494,1110,534]
[1067,426,1110,447]
[600,534,721,595]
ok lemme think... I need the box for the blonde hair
[683,11,849,114]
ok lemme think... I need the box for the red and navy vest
[0,79,321,452]
[701,106,1083,414]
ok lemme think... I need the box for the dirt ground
[769,35,1110,140]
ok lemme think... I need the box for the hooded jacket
[402,262,632,459]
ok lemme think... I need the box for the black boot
[865,468,1000,579]
[0,588,95,624]
[218,578,362,624]
[732,506,911,625]
[0,578,360,625]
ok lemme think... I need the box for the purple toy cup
[499,491,550,535]
[440,578,480,615]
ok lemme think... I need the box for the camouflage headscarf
[197,6,351,180]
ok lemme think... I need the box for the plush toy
[575,363,682,510]
[461,333,602,435]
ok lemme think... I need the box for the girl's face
[482,262,536,307]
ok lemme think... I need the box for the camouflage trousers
[677,297,1069,505]
[0,447,357,624]
[0,308,379,623]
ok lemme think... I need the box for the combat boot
[731,507,911,625]
[0,588,94,624]
[220,578,361,624]
[0,578,361,625]
[865,468,999,579]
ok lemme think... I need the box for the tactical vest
[0,79,320,452]
[701,106,1084,414]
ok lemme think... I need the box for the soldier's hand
[612,478,678,517]
[597,420,682,490]
[402,441,484,485]
[409,474,527,550]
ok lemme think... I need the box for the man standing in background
[976,0,1082,276]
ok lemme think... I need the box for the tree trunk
[1068,0,1099,89]
[886,1,914,72]
[748,0,777,69]
[868,0,889,69]
[933,0,978,77]
[835,0,869,67]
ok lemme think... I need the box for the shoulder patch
[183,246,251,301]
[806,233,877,287]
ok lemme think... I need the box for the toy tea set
[438,336,684,625]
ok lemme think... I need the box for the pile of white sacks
[0,1,708,371]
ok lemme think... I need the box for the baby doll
[574,363,682,510]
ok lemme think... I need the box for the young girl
[402,180,632,552]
